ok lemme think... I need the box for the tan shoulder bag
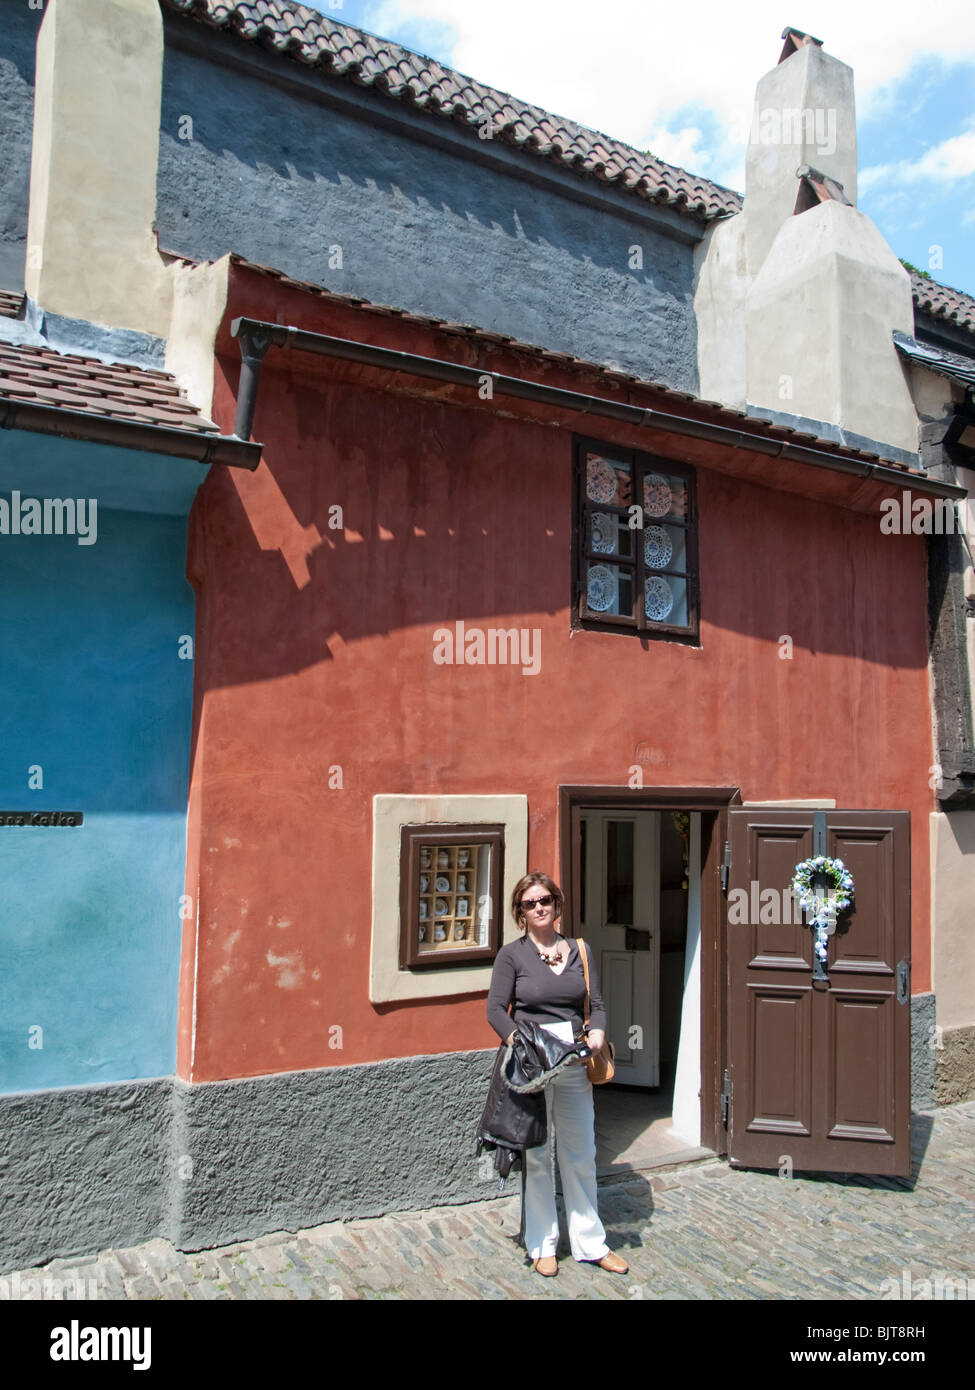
[577,937,615,1084]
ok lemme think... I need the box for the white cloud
[909,129,975,180]
[862,125,975,188]
[643,125,706,170]
[360,0,975,195]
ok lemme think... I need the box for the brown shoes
[596,1251,629,1273]
[532,1251,627,1275]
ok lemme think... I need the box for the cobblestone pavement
[6,1102,975,1301]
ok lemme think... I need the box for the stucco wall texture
[936,1025,975,1104]
[0,1051,496,1271]
[156,41,699,389]
[174,265,938,1088]
[0,502,195,1094]
[0,0,42,291]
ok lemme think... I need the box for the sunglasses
[520,894,555,911]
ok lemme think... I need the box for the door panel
[827,989,896,1141]
[829,825,896,972]
[727,809,910,1175]
[748,985,812,1135]
[581,810,659,1086]
[603,951,637,1066]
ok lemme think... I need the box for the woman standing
[486,871,628,1278]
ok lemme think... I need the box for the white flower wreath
[790,856,855,960]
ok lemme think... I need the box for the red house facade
[162,253,949,1237]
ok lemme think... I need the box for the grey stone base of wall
[0,1001,946,1271]
[911,992,936,1112]
[935,1025,975,1105]
[0,1049,497,1273]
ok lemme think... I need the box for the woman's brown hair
[510,872,564,930]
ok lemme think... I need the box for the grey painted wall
[0,0,700,385]
[0,1076,174,1271]
[0,1049,498,1271]
[911,992,936,1113]
[0,0,42,292]
[156,33,700,391]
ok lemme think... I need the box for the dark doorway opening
[560,786,741,1171]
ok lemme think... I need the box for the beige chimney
[25,0,172,337]
[743,34,857,276]
[695,28,918,455]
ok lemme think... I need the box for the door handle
[896,959,910,1004]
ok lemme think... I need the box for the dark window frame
[398,823,505,970]
[571,435,700,643]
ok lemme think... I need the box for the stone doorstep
[597,1145,716,1178]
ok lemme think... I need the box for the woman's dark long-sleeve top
[486,934,608,1043]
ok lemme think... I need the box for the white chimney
[25,0,172,337]
[695,27,918,455]
[743,33,856,276]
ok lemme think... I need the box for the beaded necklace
[531,934,567,969]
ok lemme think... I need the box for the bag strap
[576,937,591,1031]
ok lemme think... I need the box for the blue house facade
[0,296,257,1261]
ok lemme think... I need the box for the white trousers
[523,1062,609,1262]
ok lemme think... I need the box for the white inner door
[579,809,660,1086]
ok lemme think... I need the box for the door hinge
[721,1067,732,1128]
[720,841,731,894]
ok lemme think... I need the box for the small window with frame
[572,437,699,641]
[399,823,504,969]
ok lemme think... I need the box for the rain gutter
[0,397,262,470]
[230,317,966,500]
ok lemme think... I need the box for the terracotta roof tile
[0,290,25,319]
[910,269,975,336]
[0,340,220,434]
[162,0,741,220]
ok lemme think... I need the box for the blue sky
[858,60,975,289]
[297,0,975,297]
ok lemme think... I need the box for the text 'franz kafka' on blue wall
[0,433,200,1095]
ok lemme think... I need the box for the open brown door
[725,809,911,1175]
